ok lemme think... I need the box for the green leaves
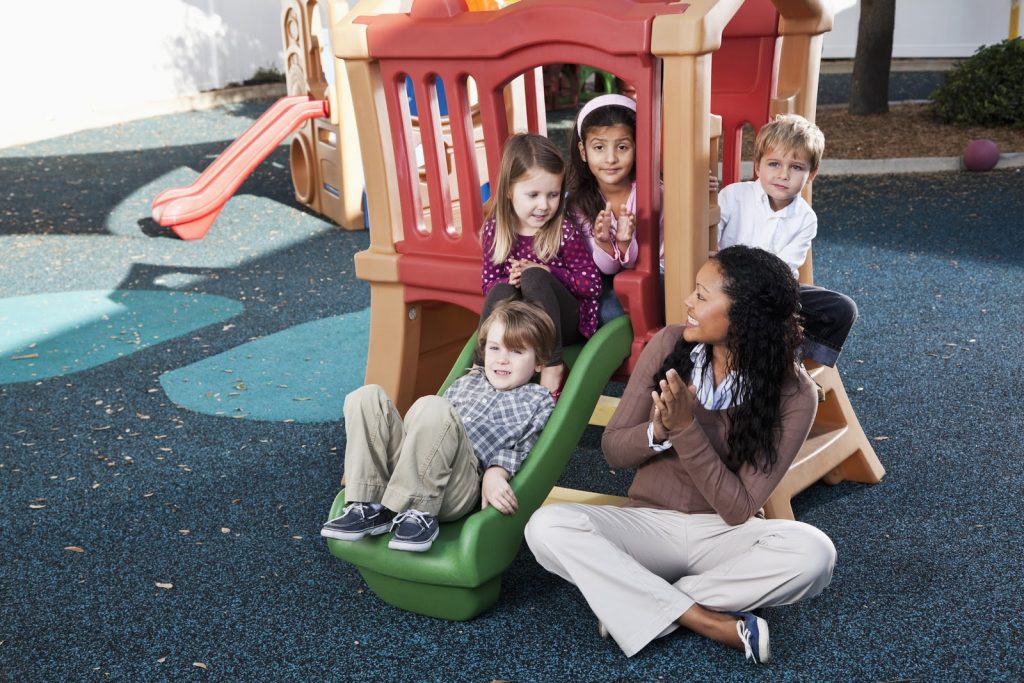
[930,38,1024,128]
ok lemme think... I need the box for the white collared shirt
[689,343,739,410]
[717,180,816,278]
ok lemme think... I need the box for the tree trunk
[848,0,896,115]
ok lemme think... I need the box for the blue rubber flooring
[2,98,1023,682]
[816,69,949,105]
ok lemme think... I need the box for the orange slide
[152,95,329,240]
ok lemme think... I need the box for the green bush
[930,38,1024,128]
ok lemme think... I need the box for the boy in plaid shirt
[321,300,556,553]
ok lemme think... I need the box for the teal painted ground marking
[0,290,243,385]
[159,308,369,423]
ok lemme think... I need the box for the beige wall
[0,0,291,148]
[0,0,1015,148]
[823,0,1013,59]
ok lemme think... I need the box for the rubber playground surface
[2,99,1023,681]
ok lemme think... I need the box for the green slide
[324,315,633,620]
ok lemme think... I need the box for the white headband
[576,94,637,137]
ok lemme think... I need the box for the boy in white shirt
[717,113,857,367]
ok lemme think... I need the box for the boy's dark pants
[799,284,857,367]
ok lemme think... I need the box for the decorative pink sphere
[963,138,1000,172]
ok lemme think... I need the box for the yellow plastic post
[653,0,742,324]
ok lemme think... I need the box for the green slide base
[359,567,502,621]
[324,315,633,620]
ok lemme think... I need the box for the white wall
[0,0,286,148]
[0,0,1017,148]
[823,0,1013,59]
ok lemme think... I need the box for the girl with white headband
[565,94,642,324]
[566,93,717,324]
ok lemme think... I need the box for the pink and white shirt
[574,181,665,274]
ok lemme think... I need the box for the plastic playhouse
[153,0,512,239]
[152,0,885,621]
[151,1,364,239]
[292,0,886,620]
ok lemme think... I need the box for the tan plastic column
[652,0,742,323]
[333,1,419,410]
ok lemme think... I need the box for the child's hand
[708,171,719,193]
[519,261,550,274]
[592,203,613,244]
[481,467,518,515]
[615,204,636,246]
[591,203,617,257]
[650,368,696,440]
[508,259,525,287]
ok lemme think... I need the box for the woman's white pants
[525,503,836,657]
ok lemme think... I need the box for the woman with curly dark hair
[526,245,836,664]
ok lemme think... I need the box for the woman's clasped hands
[651,368,696,442]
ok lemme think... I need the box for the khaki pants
[343,385,481,520]
[525,503,836,657]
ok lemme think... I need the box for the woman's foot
[729,611,770,664]
[678,604,770,664]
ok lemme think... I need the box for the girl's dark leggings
[478,268,581,366]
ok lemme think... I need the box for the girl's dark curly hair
[653,245,803,472]
[565,103,637,225]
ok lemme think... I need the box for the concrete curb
[732,153,1024,178]
[819,58,956,74]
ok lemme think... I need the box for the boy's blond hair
[476,299,556,369]
[754,114,825,172]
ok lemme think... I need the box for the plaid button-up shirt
[443,368,555,477]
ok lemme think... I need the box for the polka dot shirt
[480,217,602,337]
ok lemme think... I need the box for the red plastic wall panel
[359,0,689,59]
[362,0,684,342]
[711,1,780,186]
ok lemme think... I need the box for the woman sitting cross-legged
[525,245,836,664]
